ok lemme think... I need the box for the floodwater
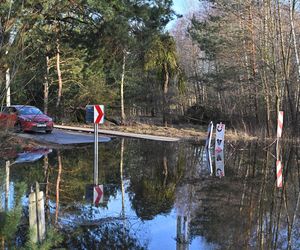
[0,138,299,249]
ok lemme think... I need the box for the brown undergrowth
[66,121,258,142]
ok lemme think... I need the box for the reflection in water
[0,140,299,249]
[120,138,125,218]
[14,148,52,164]
[55,151,62,224]
[5,161,9,211]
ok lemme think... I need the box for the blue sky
[173,0,201,15]
[166,0,200,29]
[172,0,191,15]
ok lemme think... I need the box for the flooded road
[0,138,299,249]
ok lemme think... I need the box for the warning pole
[276,111,284,188]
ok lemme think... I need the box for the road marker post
[276,111,284,188]
[276,161,283,188]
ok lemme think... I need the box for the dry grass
[68,121,259,142]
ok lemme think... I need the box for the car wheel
[46,130,52,134]
[14,122,22,133]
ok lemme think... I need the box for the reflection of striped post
[277,111,284,138]
[276,160,283,188]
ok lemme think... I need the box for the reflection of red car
[0,105,54,133]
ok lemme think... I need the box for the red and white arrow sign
[94,105,104,124]
[93,185,104,205]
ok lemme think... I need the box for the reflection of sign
[215,123,225,177]
[216,151,224,177]
[206,148,213,175]
[276,160,283,188]
[85,105,105,124]
[204,122,214,174]
[14,149,52,164]
[205,121,213,150]
[94,105,104,124]
[93,185,104,205]
[277,111,283,138]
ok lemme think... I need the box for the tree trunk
[44,56,50,114]
[249,5,259,126]
[163,62,169,127]
[5,68,10,106]
[289,0,300,130]
[120,51,126,125]
[56,40,63,108]
[277,2,295,124]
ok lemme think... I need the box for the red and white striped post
[276,111,284,188]
[276,160,283,188]
[277,111,284,138]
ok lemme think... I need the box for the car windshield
[18,107,43,115]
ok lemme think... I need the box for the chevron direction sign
[86,105,105,124]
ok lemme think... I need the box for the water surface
[0,138,299,249]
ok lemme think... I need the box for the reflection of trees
[48,147,94,204]
[189,142,300,250]
[55,151,62,224]
[63,221,146,249]
[126,140,186,220]
[130,177,176,220]
[0,182,26,248]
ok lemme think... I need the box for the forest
[1,0,300,136]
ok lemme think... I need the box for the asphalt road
[18,129,111,145]
[54,125,180,142]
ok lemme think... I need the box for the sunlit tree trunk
[163,62,169,127]
[120,51,126,125]
[56,39,63,108]
[44,55,50,114]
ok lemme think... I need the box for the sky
[172,0,192,15]
[166,0,201,30]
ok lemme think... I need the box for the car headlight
[23,118,32,122]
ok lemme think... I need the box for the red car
[0,105,54,133]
